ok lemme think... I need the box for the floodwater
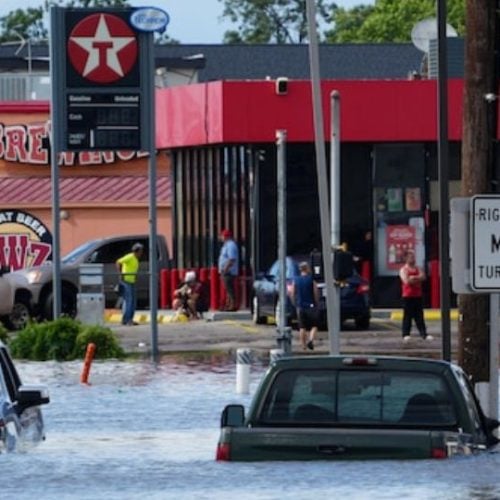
[5,359,500,500]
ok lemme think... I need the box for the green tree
[0,8,47,43]
[326,0,465,43]
[219,0,335,44]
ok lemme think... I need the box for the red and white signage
[67,13,138,84]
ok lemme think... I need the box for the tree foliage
[326,0,465,43]
[0,8,47,43]
[0,1,179,45]
[219,0,335,44]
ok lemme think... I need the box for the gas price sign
[67,93,141,150]
[51,7,159,152]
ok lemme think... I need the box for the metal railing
[0,73,51,101]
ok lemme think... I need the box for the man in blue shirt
[290,261,319,350]
[218,228,239,311]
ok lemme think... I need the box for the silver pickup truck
[0,267,17,329]
[217,356,499,461]
[3,234,171,330]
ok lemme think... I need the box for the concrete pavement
[105,308,460,361]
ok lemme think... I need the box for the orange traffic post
[80,343,96,385]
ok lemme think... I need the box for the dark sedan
[252,257,371,330]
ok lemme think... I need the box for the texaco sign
[51,7,151,151]
[0,210,52,270]
[67,13,138,85]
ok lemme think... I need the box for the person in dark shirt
[290,261,320,350]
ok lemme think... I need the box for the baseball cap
[132,243,144,252]
[185,271,196,282]
[221,228,232,238]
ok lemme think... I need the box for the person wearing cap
[218,228,239,311]
[116,242,144,325]
[172,270,203,319]
[290,261,319,350]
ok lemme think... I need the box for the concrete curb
[104,308,459,324]
[390,309,459,321]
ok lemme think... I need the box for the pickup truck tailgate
[221,427,447,461]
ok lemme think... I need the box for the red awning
[0,175,172,206]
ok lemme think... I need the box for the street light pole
[306,0,339,354]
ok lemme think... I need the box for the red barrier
[210,267,219,310]
[160,269,170,309]
[200,267,209,283]
[361,260,371,283]
[80,343,96,385]
[430,259,440,308]
[171,269,180,302]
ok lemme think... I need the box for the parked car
[0,266,27,331]
[252,257,370,330]
[0,341,49,452]
[217,356,499,461]
[3,234,171,329]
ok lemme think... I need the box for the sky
[0,0,374,44]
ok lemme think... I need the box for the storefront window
[373,145,426,277]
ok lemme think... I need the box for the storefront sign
[0,120,148,165]
[0,210,52,270]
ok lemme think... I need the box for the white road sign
[471,195,500,290]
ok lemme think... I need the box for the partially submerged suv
[0,341,49,452]
[217,356,499,461]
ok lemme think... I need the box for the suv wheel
[6,299,31,331]
[252,296,266,325]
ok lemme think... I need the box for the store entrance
[372,144,428,307]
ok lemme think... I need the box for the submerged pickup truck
[217,356,499,461]
[3,234,171,329]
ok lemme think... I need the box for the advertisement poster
[386,188,403,212]
[386,224,416,271]
[0,210,52,270]
[405,187,421,211]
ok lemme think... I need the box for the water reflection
[3,360,500,500]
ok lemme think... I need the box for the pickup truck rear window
[258,369,457,427]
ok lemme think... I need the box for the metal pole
[437,0,451,361]
[489,294,499,421]
[49,6,62,319]
[306,0,338,354]
[146,32,158,361]
[276,129,291,354]
[28,38,32,99]
[330,91,341,348]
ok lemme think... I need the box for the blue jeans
[121,281,136,325]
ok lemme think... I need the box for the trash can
[77,264,105,325]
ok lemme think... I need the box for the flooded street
[6,360,500,500]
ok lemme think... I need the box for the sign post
[451,195,500,421]
[50,6,168,360]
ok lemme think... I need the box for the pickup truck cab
[217,356,499,461]
[3,234,170,328]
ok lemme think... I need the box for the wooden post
[459,0,497,382]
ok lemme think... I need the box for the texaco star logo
[67,13,138,84]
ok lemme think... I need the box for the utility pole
[459,0,497,382]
